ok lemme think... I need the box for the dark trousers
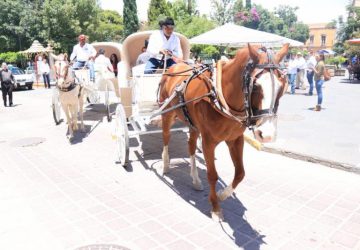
[1,82,13,106]
[43,73,51,88]
[144,58,176,74]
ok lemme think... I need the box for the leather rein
[152,53,285,130]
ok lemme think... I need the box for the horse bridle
[243,51,286,128]
[55,61,78,92]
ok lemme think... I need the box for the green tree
[94,10,123,42]
[210,0,236,25]
[42,0,101,52]
[123,0,139,39]
[0,0,44,52]
[274,5,298,29]
[245,0,251,9]
[148,0,171,24]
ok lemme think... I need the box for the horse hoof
[211,210,224,222]
[193,181,204,191]
[161,166,170,175]
[216,186,234,202]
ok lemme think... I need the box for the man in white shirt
[306,50,317,95]
[144,17,183,74]
[287,54,297,94]
[70,34,97,82]
[295,52,307,90]
[95,49,113,72]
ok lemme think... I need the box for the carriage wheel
[87,90,100,104]
[52,88,62,125]
[113,104,129,166]
[105,83,112,122]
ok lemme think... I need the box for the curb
[262,146,360,175]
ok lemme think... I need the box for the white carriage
[52,42,122,125]
[113,31,191,166]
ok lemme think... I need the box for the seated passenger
[144,17,183,74]
[136,40,150,65]
[94,48,114,78]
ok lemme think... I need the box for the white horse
[54,56,85,140]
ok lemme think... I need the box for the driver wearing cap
[144,17,183,74]
[70,34,97,82]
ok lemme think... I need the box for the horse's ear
[247,43,259,64]
[274,43,290,64]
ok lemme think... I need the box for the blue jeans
[315,79,324,105]
[144,58,176,74]
[73,61,95,81]
[307,71,314,95]
[287,73,296,94]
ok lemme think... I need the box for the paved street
[269,74,360,169]
[1,88,360,250]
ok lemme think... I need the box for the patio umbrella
[347,38,360,45]
[318,49,336,55]
[189,23,304,47]
[20,40,53,54]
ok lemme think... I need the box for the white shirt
[40,62,50,74]
[307,55,317,70]
[94,54,113,71]
[70,43,96,62]
[296,56,307,70]
[146,30,183,59]
[287,59,298,74]
[136,52,151,65]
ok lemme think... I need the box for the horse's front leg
[202,136,222,221]
[188,129,203,190]
[62,104,73,139]
[79,91,85,132]
[72,104,79,131]
[161,112,175,175]
[217,136,245,201]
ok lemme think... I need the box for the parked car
[8,65,34,90]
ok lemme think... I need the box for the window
[321,35,326,46]
[310,35,314,45]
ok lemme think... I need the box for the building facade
[305,23,336,51]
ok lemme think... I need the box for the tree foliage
[95,10,123,42]
[210,0,236,25]
[148,0,171,24]
[123,0,139,39]
[0,0,124,53]
[234,4,309,43]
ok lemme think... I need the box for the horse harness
[152,51,285,130]
[55,61,83,98]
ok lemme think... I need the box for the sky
[100,0,350,24]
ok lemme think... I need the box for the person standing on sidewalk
[306,50,317,95]
[313,54,325,111]
[287,54,297,94]
[40,58,51,88]
[0,63,15,107]
[295,52,307,90]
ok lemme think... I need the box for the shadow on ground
[70,103,117,144]
[129,131,265,249]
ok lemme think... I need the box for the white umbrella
[190,23,304,47]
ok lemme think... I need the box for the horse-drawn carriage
[112,31,191,166]
[51,42,122,128]
[50,29,290,220]
[347,63,360,82]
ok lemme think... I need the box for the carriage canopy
[121,30,191,79]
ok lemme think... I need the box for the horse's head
[54,55,71,88]
[246,43,289,143]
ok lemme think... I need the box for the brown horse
[159,43,289,220]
